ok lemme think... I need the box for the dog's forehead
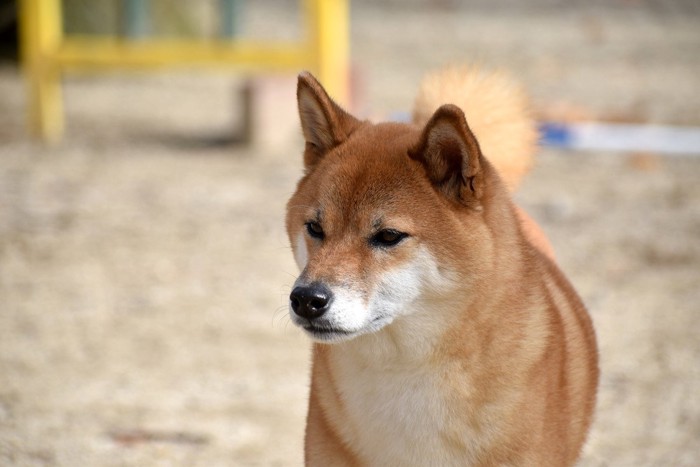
[316,126,422,223]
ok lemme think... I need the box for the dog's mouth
[299,315,391,343]
[301,323,354,342]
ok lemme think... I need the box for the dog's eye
[370,229,408,248]
[306,221,324,240]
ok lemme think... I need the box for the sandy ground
[1,1,699,466]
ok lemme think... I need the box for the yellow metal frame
[20,0,350,143]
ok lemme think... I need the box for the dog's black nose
[290,283,332,320]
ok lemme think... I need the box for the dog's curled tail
[412,66,537,191]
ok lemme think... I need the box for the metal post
[220,0,241,38]
[123,0,149,39]
[305,0,349,106]
[20,0,64,143]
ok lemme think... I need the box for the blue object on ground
[538,122,700,155]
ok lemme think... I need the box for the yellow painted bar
[57,38,313,72]
[20,0,350,142]
[20,0,64,143]
[305,0,350,106]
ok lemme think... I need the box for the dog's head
[286,72,493,343]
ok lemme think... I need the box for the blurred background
[1,0,699,465]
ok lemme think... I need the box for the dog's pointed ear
[408,104,484,207]
[297,71,361,170]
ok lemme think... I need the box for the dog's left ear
[297,72,361,170]
[408,104,484,207]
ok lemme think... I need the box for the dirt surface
[1,1,699,466]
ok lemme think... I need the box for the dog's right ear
[297,72,360,170]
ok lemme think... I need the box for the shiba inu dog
[285,67,598,466]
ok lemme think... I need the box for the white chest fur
[328,346,477,466]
